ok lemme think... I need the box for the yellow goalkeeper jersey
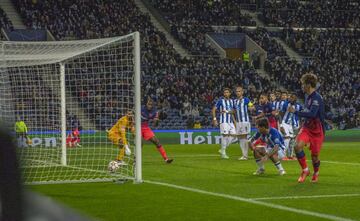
[15,121,28,133]
[108,116,134,145]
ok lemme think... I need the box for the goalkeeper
[107,111,134,166]
[14,116,32,146]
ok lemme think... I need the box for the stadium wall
[18,129,360,148]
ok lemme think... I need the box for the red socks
[157,146,168,160]
[296,150,308,170]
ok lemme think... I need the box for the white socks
[239,138,248,157]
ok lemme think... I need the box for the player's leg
[309,135,324,183]
[237,122,250,160]
[115,138,128,165]
[148,136,173,163]
[219,123,229,159]
[294,128,311,183]
[269,149,286,175]
[253,146,266,175]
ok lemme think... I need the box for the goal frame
[1,32,142,184]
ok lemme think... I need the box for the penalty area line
[145,180,356,221]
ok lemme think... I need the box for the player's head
[275,91,281,99]
[289,93,297,104]
[126,110,134,123]
[146,98,153,110]
[223,87,231,99]
[269,92,276,102]
[281,91,288,100]
[256,118,270,134]
[300,73,318,94]
[235,86,243,98]
[259,93,268,105]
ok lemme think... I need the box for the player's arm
[248,132,261,150]
[254,110,264,119]
[212,105,218,127]
[291,102,319,118]
[153,111,160,127]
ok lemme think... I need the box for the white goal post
[0,32,142,184]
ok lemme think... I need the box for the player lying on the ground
[66,127,81,148]
[250,118,286,176]
[107,111,134,166]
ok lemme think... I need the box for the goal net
[0,32,142,184]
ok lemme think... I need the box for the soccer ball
[108,161,120,173]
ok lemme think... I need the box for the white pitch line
[251,193,360,201]
[320,161,360,166]
[145,180,356,221]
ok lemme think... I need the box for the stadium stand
[259,0,360,28]
[149,0,256,56]
[6,0,360,129]
[12,0,276,129]
[0,7,13,30]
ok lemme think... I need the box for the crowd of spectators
[149,0,256,56]
[9,69,61,131]
[265,28,360,128]
[0,7,13,30]
[9,0,359,129]
[260,0,360,28]
[12,0,275,129]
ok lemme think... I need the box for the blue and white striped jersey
[233,97,251,123]
[273,100,281,111]
[215,97,234,123]
[278,100,287,111]
[251,128,285,150]
[281,102,302,128]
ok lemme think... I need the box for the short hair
[236,85,243,90]
[223,87,231,92]
[256,118,269,129]
[301,73,318,88]
[281,91,288,94]
[260,93,268,99]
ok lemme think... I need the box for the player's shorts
[253,139,285,160]
[280,123,294,138]
[220,123,236,135]
[266,146,286,160]
[108,132,122,145]
[297,126,324,155]
[235,121,251,135]
[141,125,155,140]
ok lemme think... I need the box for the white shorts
[280,123,294,138]
[266,146,286,160]
[220,123,236,135]
[235,121,251,135]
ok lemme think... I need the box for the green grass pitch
[30,141,360,221]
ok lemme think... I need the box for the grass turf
[30,141,360,221]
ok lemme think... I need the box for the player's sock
[116,147,125,161]
[226,136,233,147]
[255,158,264,170]
[284,138,290,156]
[239,138,248,157]
[296,150,308,170]
[157,145,168,160]
[312,160,320,174]
[274,161,284,171]
[220,136,227,154]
